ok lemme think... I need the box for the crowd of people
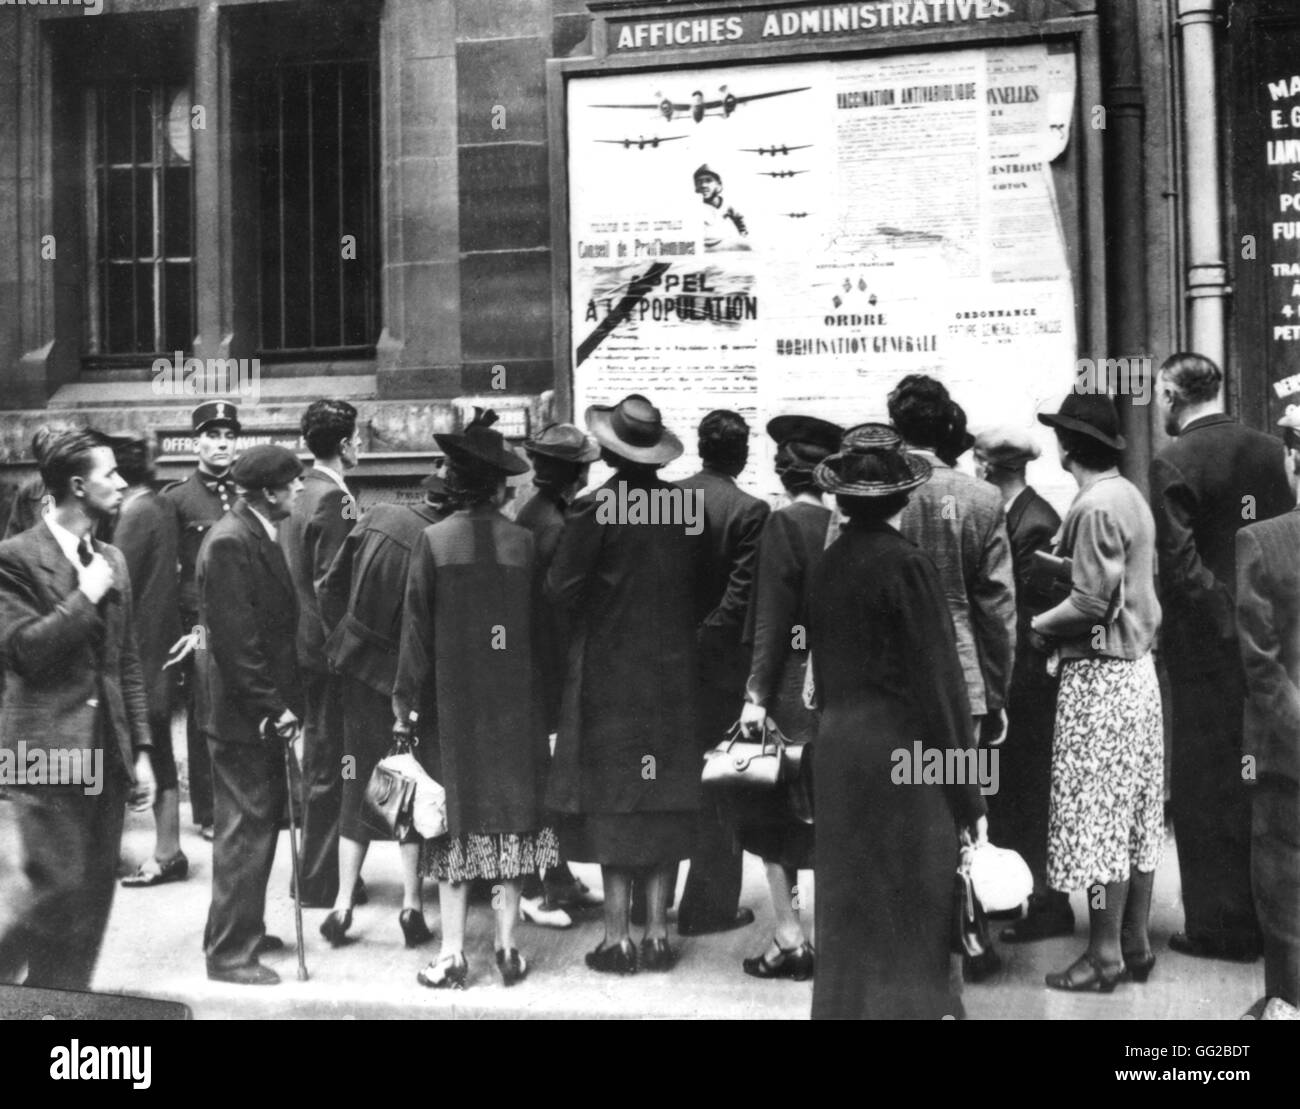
[0,351,1297,1020]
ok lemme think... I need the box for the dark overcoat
[279,467,356,674]
[112,488,181,724]
[1236,508,1300,786]
[809,519,985,1021]
[545,470,704,817]
[677,467,769,697]
[392,505,549,836]
[515,488,571,732]
[319,500,446,697]
[195,500,302,746]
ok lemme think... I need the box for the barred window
[251,59,380,357]
[88,82,194,357]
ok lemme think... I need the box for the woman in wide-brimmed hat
[807,428,988,1020]
[393,409,558,990]
[735,414,841,982]
[1031,392,1164,993]
[545,394,703,975]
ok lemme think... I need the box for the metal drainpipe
[1176,0,1230,377]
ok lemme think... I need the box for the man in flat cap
[973,427,1071,942]
[197,444,304,985]
[516,424,602,927]
[161,401,242,840]
[1234,405,1300,1019]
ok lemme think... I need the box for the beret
[230,444,302,489]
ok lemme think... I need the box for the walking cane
[268,717,309,981]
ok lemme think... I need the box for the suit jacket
[112,487,181,723]
[1005,486,1061,690]
[196,499,302,746]
[279,467,357,673]
[318,500,446,698]
[1236,508,1300,784]
[898,452,1017,715]
[1151,414,1293,672]
[0,520,151,778]
[160,468,236,621]
[677,467,770,691]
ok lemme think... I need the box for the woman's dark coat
[809,519,986,1021]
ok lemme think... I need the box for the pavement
[89,803,1265,1020]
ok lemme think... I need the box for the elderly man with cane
[197,445,306,985]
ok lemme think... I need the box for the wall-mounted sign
[156,426,302,458]
[567,41,1080,508]
[604,1,1025,54]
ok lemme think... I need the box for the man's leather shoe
[1000,898,1074,943]
[207,961,280,985]
[678,908,755,937]
[255,934,285,955]
[1169,932,1260,963]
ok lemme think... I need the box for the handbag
[951,844,992,959]
[361,730,447,842]
[967,842,1033,914]
[702,718,788,793]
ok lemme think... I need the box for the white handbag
[967,842,1033,914]
[377,750,448,840]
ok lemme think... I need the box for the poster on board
[567,42,1079,509]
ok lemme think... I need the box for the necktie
[78,536,94,567]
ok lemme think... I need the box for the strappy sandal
[1045,951,1125,993]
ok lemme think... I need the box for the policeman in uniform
[161,401,240,840]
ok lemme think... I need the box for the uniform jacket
[0,520,151,779]
[898,451,1017,715]
[279,467,357,673]
[392,506,549,835]
[1151,413,1292,671]
[196,499,302,746]
[318,500,446,698]
[112,487,181,723]
[1005,486,1061,690]
[545,470,704,816]
[1236,507,1300,784]
[677,467,770,692]
[161,468,235,621]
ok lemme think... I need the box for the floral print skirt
[1047,654,1164,892]
[420,827,559,883]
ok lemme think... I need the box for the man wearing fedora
[516,423,602,928]
[1235,405,1300,1019]
[279,399,361,910]
[199,444,305,985]
[547,395,704,973]
[676,410,768,936]
[973,428,1072,943]
[1152,353,1293,963]
[161,400,242,841]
